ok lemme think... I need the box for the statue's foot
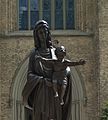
[54,92,58,97]
[60,99,64,105]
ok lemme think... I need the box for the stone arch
[70,67,87,120]
[10,57,29,120]
[10,57,87,120]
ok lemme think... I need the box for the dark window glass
[66,0,75,29]
[19,0,74,30]
[55,0,63,29]
[19,0,28,30]
[43,0,51,28]
[30,0,39,29]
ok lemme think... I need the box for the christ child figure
[36,46,86,105]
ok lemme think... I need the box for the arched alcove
[10,57,87,120]
[11,57,29,120]
[70,67,87,120]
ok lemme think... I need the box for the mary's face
[37,26,48,49]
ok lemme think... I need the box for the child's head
[55,46,66,59]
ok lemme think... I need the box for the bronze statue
[35,46,86,105]
[22,20,85,120]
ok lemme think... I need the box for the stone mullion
[16,0,19,31]
[78,0,82,30]
[74,0,77,29]
[10,0,13,31]
[13,0,19,31]
[75,0,88,31]
[28,0,31,30]
[80,0,84,31]
[5,0,8,32]
[7,0,12,32]
[79,0,86,31]
[51,0,55,30]
[82,0,87,31]
[74,0,79,30]
[80,0,88,31]
[63,0,66,30]
[85,0,90,32]
[85,0,88,32]
[75,0,82,30]
[39,0,43,20]
[78,0,93,32]
[85,0,93,32]
[6,0,18,32]
[12,0,18,31]
[0,0,18,33]
[5,0,8,33]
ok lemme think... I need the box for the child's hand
[79,59,86,65]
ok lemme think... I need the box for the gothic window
[19,0,74,30]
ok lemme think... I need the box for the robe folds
[22,48,72,120]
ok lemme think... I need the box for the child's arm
[65,59,86,66]
[35,55,54,64]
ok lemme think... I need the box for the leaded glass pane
[30,0,39,29]
[55,0,63,29]
[19,0,75,30]
[42,0,51,28]
[66,0,75,29]
[19,0,28,30]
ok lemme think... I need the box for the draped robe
[22,48,72,120]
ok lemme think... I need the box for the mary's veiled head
[33,20,52,49]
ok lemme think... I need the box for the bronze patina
[22,20,85,120]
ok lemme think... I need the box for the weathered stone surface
[0,35,98,119]
[1,0,108,119]
[99,0,108,106]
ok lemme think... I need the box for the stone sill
[0,30,94,38]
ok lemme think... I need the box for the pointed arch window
[19,0,74,30]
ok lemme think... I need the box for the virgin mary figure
[22,20,72,120]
